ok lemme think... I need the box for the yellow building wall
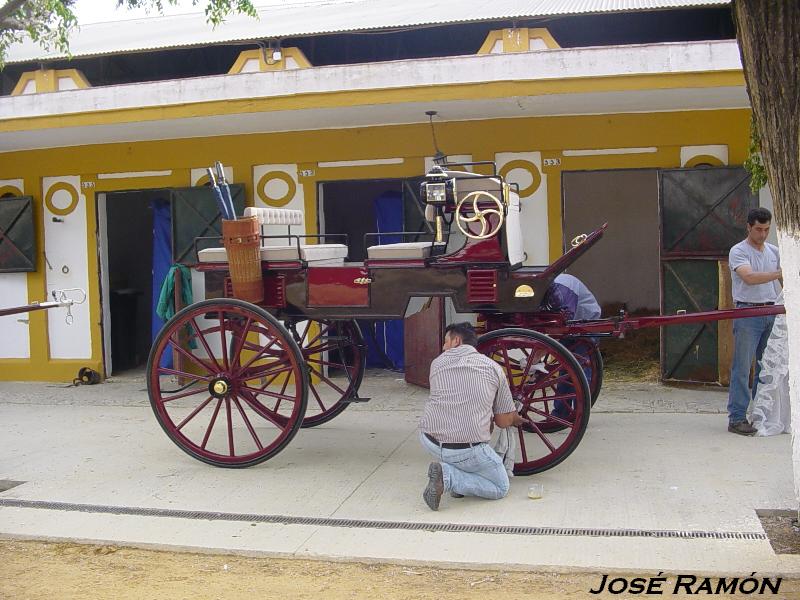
[0,108,751,380]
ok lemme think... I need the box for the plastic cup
[528,483,544,499]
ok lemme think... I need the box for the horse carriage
[143,162,785,475]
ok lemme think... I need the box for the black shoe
[728,420,757,436]
[423,462,444,511]
[450,491,465,498]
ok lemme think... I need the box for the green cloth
[156,264,194,322]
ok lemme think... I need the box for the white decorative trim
[563,147,657,156]
[97,170,172,179]
[679,144,728,166]
[3,41,744,121]
[317,158,404,168]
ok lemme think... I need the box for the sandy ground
[2,540,799,600]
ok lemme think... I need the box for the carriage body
[146,163,782,475]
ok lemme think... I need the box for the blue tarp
[362,190,404,370]
[151,198,172,369]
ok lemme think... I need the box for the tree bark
[733,0,800,518]
[733,1,800,233]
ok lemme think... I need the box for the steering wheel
[455,190,505,240]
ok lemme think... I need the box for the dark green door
[0,196,35,273]
[659,167,757,382]
[170,185,245,264]
[661,260,720,382]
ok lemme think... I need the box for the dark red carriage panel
[307,267,370,307]
[467,269,498,303]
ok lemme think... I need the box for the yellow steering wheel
[455,190,505,240]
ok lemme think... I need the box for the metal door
[171,185,245,264]
[0,196,35,272]
[659,167,757,382]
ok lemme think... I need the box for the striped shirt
[419,345,515,443]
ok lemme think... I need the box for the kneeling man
[419,322,523,510]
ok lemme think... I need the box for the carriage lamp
[424,181,448,205]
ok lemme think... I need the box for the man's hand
[495,411,525,428]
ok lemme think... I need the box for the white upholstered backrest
[505,190,525,266]
[244,206,303,226]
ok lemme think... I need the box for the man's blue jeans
[727,306,775,424]
[419,432,509,500]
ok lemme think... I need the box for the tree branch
[0,0,29,26]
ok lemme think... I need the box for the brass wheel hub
[209,378,230,398]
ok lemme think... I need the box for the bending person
[419,322,523,511]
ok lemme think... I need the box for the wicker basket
[222,216,263,303]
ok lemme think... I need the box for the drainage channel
[0,498,766,541]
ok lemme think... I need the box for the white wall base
[777,231,800,510]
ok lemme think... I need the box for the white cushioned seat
[198,243,348,265]
[367,241,443,260]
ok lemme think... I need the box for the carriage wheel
[287,319,365,428]
[566,338,603,406]
[147,299,308,468]
[534,338,604,434]
[477,328,590,475]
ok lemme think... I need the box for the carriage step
[341,394,371,403]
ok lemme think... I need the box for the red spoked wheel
[477,328,590,475]
[563,338,603,406]
[287,319,365,428]
[147,299,308,468]
[535,337,604,434]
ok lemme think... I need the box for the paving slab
[1,371,798,575]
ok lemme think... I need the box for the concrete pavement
[1,370,798,575]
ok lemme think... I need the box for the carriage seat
[196,207,348,265]
[366,241,443,260]
[365,203,445,260]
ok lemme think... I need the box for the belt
[424,433,481,449]
[737,301,775,306]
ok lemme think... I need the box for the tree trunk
[733,0,800,517]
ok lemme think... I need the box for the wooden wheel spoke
[231,396,264,451]
[162,386,209,403]
[218,311,230,371]
[521,416,558,452]
[239,384,297,403]
[309,382,326,411]
[527,406,574,428]
[225,397,234,456]
[229,317,254,369]
[498,345,516,383]
[175,396,214,430]
[303,341,344,355]
[200,398,224,450]
[306,356,350,371]
[157,367,211,383]
[517,426,529,463]
[305,323,331,348]
[523,391,576,405]
[308,365,346,395]
[238,389,289,430]
[165,337,216,375]
[235,336,281,375]
[240,361,292,383]
[525,371,571,391]
[190,317,222,371]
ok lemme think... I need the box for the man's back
[420,345,512,443]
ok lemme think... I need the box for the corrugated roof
[5,0,730,64]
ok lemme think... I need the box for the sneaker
[450,491,465,498]
[423,462,444,511]
[728,420,757,436]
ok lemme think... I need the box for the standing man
[727,207,782,436]
[419,322,523,511]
